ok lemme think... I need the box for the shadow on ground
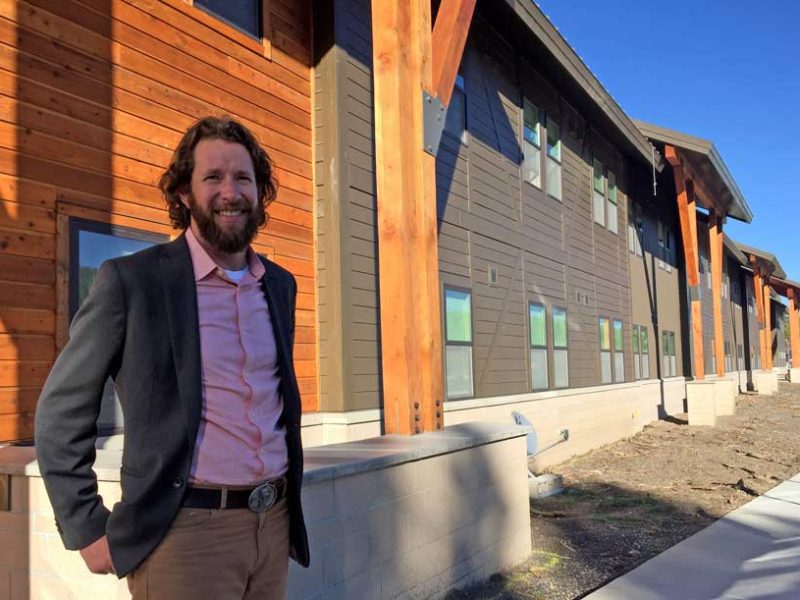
[445,481,715,600]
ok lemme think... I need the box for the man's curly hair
[158,116,278,230]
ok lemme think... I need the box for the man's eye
[238,175,252,182]
[205,175,220,181]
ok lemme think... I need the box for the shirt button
[172,477,184,489]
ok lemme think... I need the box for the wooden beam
[371,0,443,434]
[764,280,773,370]
[430,0,476,106]
[666,145,704,379]
[752,266,766,370]
[709,213,725,377]
[788,289,800,370]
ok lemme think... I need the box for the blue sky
[534,0,800,281]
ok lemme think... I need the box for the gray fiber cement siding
[316,0,638,411]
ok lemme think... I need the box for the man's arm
[34,260,127,556]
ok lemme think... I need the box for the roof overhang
[737,242,787,280]
[723,234,748,265]
[478,0,656,167]
[770,277,800,298]
[634,120,753,223]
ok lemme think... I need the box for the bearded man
[34,116,309,600]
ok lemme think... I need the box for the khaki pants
[127,498,289,600]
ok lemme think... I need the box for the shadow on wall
[2,1,113,597]
[3,1,114,442]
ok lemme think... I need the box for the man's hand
[79,535,115,575]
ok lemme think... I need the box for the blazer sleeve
[34,260,127,551]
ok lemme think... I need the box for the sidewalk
[584,475,800,599]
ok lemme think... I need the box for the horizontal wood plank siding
[0,0,316,440]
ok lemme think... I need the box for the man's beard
[188,196,261,254]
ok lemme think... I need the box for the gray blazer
[34,235,309,577]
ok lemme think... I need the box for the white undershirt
[223,267,249,282]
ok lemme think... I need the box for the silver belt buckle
[248,481,278,513]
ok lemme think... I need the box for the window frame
[552,305,569,389]
[443,285,475,400]
[529,302,549,391]
[545,115,562,201]
[444,74,468,145]
[522,98,542,188]
[68,218,168,320]
[612,318,624,382]
[599,316,612,384]
[193,0,270,46]
[592,158,606,227]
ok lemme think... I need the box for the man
[34,116,309,599]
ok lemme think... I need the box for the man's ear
[178,187,191,210]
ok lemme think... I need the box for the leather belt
[182,477,287,512]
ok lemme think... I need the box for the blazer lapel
[259,259,300,424]
[159,236,203,442]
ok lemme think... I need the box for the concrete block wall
[0,424,530,600]
[290,428,531,599]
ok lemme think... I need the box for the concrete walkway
[584,475,800,600]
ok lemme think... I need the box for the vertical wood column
[752,266,766,369]
[709,212,725,376]
[764,280,773,370]
[667,146,704,379]
[789,289,800,367]
[370,0,475,434]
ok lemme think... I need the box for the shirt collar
[184,228,266,282]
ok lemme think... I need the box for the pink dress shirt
[185,228,288,485]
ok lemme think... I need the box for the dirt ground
[446,380,800,600]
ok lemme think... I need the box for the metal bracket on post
[422,91,446,157]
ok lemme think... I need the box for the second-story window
[195,0,262,39]
[444,74,467,144]
[546,117,562,200]
[522,99,541,188]
[607,171,618,234]
[593,158,605,226]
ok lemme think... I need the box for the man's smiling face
[181,138,261,255]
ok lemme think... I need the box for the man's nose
[219,175,238,200]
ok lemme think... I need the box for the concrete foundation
[714,379,737,416]
[754,371,778,395]
[686,381,718,427]
[0,424,532,600]
[790,368,800,384]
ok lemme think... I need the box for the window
[522,99,541,187]
[68,218,167,434]
[593,158,605,226]
[444,287,473,399]
[724,341,732,372]
[529,303,548,390]
[599,317,612,383]
[627,204,643,256]
[657,221,674,272]
[633,325,650,380]
[546,117,562,200]
[195,0,262,39]
[613,319,624,382]
[660,331,677,377]
[444,74,467,144]
[69,219,166,320]
[607,171,618,234]
[710,338,717,374]
[700,256,711,289]
[738,344,745,371]
[553,307,569,388]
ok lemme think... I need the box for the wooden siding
[0,0,316,440]
[628,200,685,380]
